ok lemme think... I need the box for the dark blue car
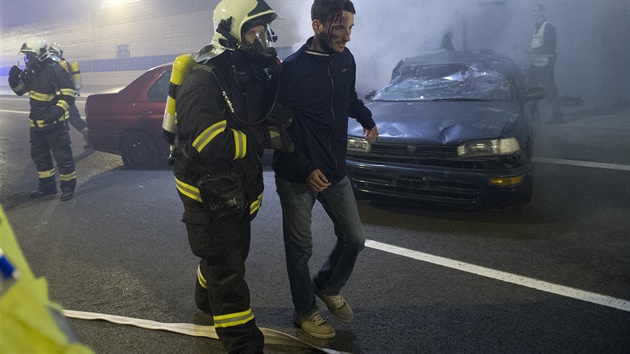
[346,49,545,209]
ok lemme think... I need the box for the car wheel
[120,132,160,169]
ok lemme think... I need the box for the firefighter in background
[8,37,78,201]
[48,42,91,149]
[171,0,292,352]
[528,3,563,123]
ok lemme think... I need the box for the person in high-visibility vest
[528,3,563,123]
[0,203,95,353]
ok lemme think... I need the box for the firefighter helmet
[49,42,64,59]
[19,36,55,62]
[211,0,278,53]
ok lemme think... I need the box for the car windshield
[373,62,514,102]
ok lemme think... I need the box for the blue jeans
[275,175,365,315]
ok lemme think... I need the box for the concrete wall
[1,1,628,107]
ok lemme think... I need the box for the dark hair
[311,0,355,24]
[533,4,545,12]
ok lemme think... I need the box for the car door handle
[140,111,152,115]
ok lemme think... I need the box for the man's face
[532,7,544,22]
[243,24,267,45]
[315,11,354,54]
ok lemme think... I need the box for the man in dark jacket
[528,3,563,123]
[8,37,77,201]
[171,0,291,353]
[272,0,378,339]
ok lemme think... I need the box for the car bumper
[346,159,533,208]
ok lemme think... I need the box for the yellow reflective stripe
[29,91,55,101]
[56,100,70,111]
[30,119,61,128]
[38,168,56,179]
[213,308,254,328]
[59,88,76,96]
[250,193,263,215]
[175,178,202,202]
[232,129,247,160]
[197,265,207,289]
[193,120,227,153]
[59,171,77,181]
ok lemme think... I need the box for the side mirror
[523,87,545,101]
[365,90,377,101]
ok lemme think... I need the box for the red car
[85,64,172,169]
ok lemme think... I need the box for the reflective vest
[0,205,94,353]
[531,21,552,67]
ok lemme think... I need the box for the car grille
[347,143,487,169]
[350,170,480,203]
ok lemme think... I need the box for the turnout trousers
[180,197,264,354]
[30,124,76,193]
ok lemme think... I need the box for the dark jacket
[10,60,76,131]
[173,52,273,222]
[273,38,375,185]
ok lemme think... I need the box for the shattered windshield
[373,63,514,102]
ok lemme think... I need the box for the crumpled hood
[350,100,522,144]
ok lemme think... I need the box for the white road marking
[0,109,29,114]
[533,157,630,171]
[365,239,630,312]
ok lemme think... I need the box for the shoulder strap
[192,63,235,114]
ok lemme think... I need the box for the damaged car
[347,49,544,209]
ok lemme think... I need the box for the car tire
[120,132,160,169]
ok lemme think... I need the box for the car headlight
[457,138,520,157]
[347,137,371,153]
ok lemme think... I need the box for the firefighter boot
[30,187,57,199]
[60,187,74,201]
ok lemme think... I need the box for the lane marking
[0,109,29,114]
[64,310,348,354]
[533,157,630,171]
[365,239,630,313]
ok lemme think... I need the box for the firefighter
[48,42,91,148]
[8,37,77,201]
[171,0,292,352]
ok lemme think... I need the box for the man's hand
[306,169,331,192]
[363,125,379,142]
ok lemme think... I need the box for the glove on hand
[8,65,22,87]
[43,105,66,125]
[266,125,294,152]
[266,103,293,130]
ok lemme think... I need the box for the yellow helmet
[211,0,278,52]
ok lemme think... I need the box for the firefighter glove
[266,125,294,152]
[43,105,66,124]
[266,103,293,130]
[8,65,22,87]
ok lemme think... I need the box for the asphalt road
[1,96,629,353]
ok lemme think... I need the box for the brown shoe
[293,311,335,339]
